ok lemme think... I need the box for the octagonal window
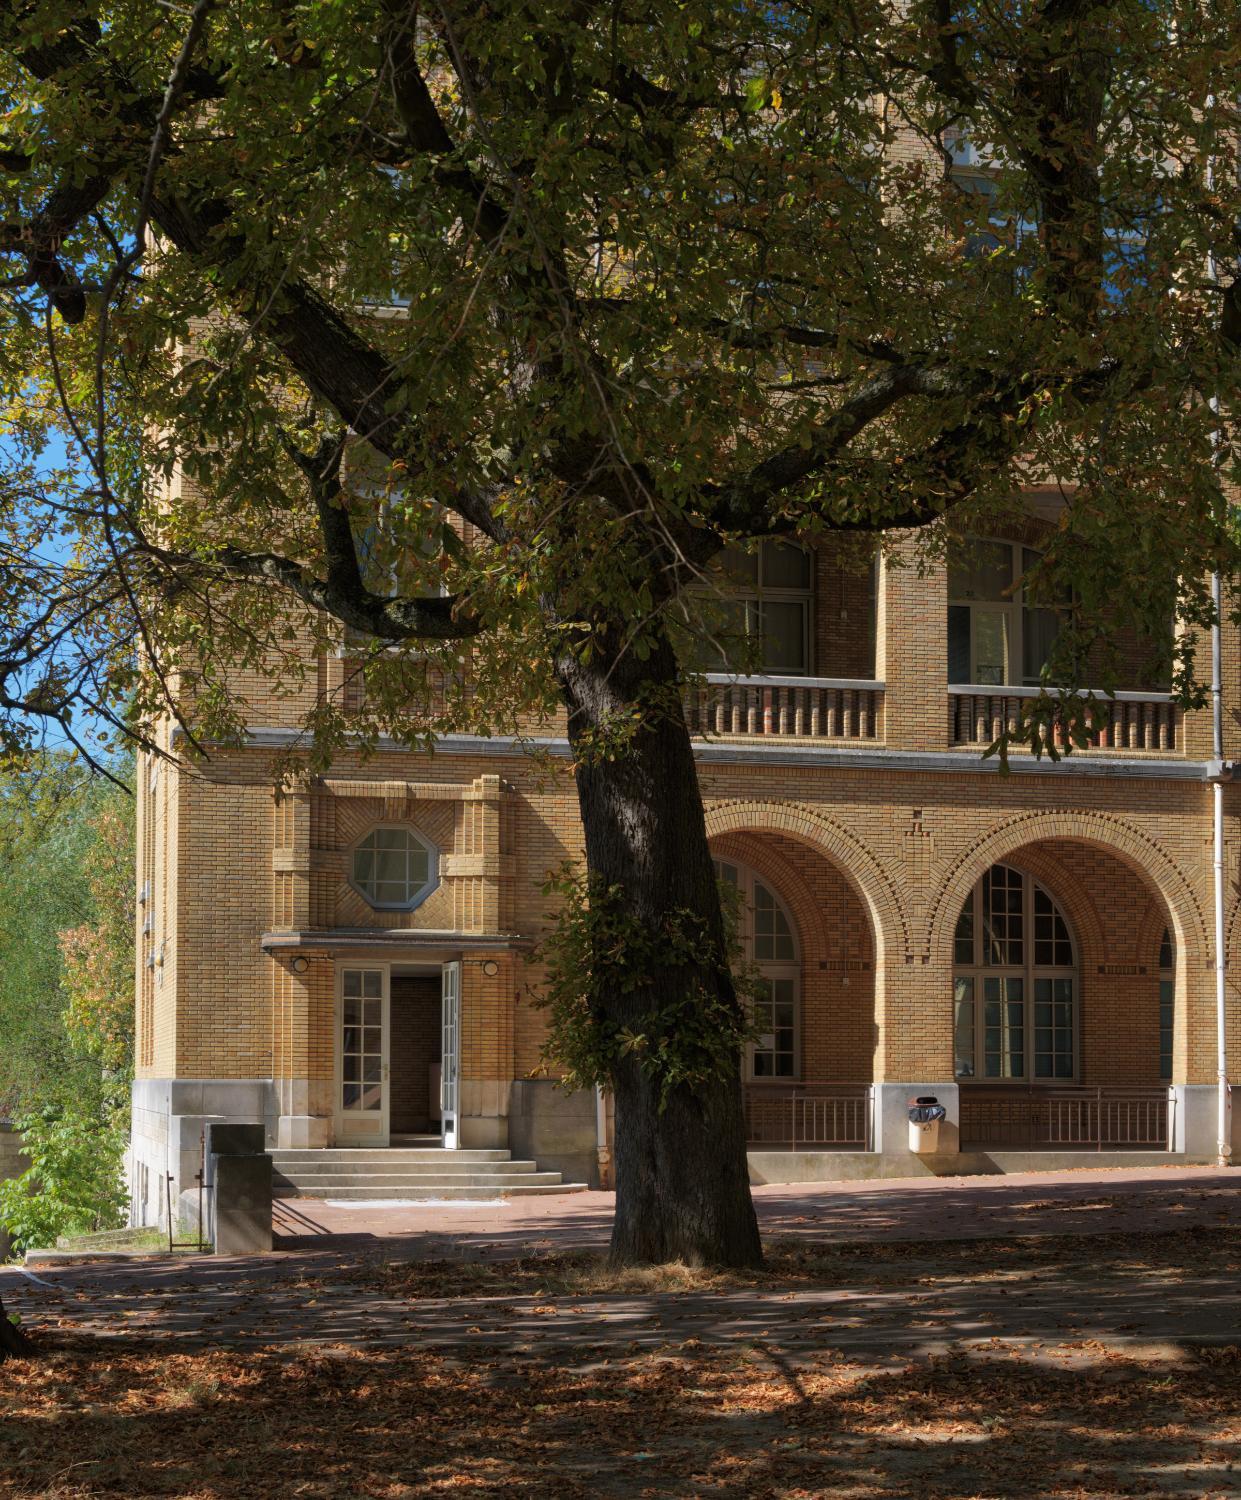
[351,827,438,911]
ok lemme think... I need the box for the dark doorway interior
[389,973,442,1134]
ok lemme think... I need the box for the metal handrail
[743,1082,873,1151]
[947,683,1174,704]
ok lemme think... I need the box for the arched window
[351,826,438,911]
[715,859,800,1079]
[953,864,1077,1080]
[1159,928,1174,1081]
[947,538,1067,687]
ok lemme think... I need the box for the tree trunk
[0,1293,35,1360]
[556,626,762,1268]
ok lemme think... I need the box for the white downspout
[1207,97,1231,1167]
[1211,572,1232,1166]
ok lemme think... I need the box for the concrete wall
[129,1077,277,1229]
[508,1080,605,1188]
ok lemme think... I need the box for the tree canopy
[0,0,1236,758]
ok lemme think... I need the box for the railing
[948,684,1179,754]
[688,675,884,741]
[743,1083,872,1150]
[959,1085,1174,1151]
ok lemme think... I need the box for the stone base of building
[509,1079,612,1189]
[129,1077,278,1229]
[748,1147,1219,1184]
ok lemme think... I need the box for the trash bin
[908,1095,946,1154]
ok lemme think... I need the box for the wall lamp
[480,959,500,977]
[290,956,311,975]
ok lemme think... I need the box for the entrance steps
[271,1146,587,1200]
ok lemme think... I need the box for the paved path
[271,1163,1240,1259]
[3,1166,1238,1365]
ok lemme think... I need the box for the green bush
[0,1096,128,1257]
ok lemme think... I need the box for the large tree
[0,0,1238,1279]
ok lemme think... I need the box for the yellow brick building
[128,506,1241,1224]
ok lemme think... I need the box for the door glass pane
[341,970,384,1113]
[949,539,1013,600]
[954,977,975,1077]
[720,547,759,586]
[1022,607,1060,685]
[973,610,1009,686]
[983,865,1023,966]
[954,899,975,965]
[948,605,971,683]
[751,977,795,1078]
[1033,975,1074,1078]
[760,602,808,673]
[1159,977,1174,1080]
[753,881,795,961]
[762,540,812,590]
[983,975,1024,1078]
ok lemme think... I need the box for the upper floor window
[351,827,438,911]
[707,540,813,676]
[948,538,1066,687]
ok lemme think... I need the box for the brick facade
[128,524,1241,1220]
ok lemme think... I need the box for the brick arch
[711,833,875,963]
[925,811,1203,971]
[710,834,826,969]
[703,799,906,965]
[709,829,877,1082]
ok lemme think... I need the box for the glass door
[336,965,390,1145]
[441,961,460,1149]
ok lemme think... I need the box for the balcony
[686,675,883,742]
[743,1082,872,1150]
[948,685,1180,754]
[959,1085,1173,1151]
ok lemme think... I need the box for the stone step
[275,1182,587,1200]
[274,1159,542,1178]
[270,1148,512,1164]
[275,1170,566,1191]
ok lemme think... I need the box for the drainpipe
[1206,97,1232,1167]
[594,1084,612,1189]
[1211,574,1232,1167]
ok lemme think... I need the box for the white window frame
[1159,928,1175,1082]
[349,825,439,912]
[947,537,1064,688]
[715,858,801,1081]
[711,539,815,676]
[953,863,1079,1083]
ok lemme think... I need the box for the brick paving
[269,1163,1240,1260]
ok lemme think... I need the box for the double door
[335,961,460,1147]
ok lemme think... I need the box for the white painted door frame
[440,960,461,1149]
[334,962,391,1146]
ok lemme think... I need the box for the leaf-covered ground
[4,1225,1241,1497]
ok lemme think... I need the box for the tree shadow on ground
[2,1333,1238,1498]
